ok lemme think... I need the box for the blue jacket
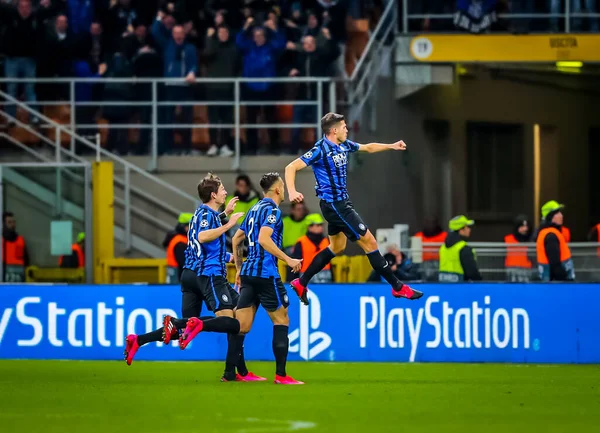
[73,60,99,102]
[67,0,94,35]
[236,28,285,92]
[152,21,198,79]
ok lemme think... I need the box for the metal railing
[415,242,600,282]
[401,0,600,34]
[0,76,334,171]
[0,89,198,254]
[343,0,397,128]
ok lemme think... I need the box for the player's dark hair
[2,211,14,223]
[321,112,345,135]
[260,172,281,192]
[197,173,222,203]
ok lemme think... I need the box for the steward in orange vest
[166,213,193,284]
[414,217,447,281]
[292,214,332,283]
[504,215,532,282]
[536,201,574,281]
[2,211,29,282]
[59,232,86,268]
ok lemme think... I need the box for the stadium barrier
[1,283,598,363]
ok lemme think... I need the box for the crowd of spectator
[0,0,372,155]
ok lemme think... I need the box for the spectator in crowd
[165,213,192,284]
[59,232,85,268]
[130,29,162,154]
[122,21,155,62]
[292,214,332,283]
[504,215,533,282]
[152,14,197,155]
[536,201,575,281]
[2,211,30,282]
[225,174,261,223]
[313,0,347,77]
[106,0,137,52]
[414,216,447,281]
[102,49,134,154]
[439,215,482,282]
[204,25,239,157]
[86,20,107,73]
[287,30,339,153]
[37,14,74,103]
[1,0,58,125]
[72,49,106,141]
[237,16,286,154]
[282,201,310,255]
[368,251,420,283]
[205,0,244,31]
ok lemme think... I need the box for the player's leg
[356,230,423,300]
[291,201,348,296]
[124,269,203,365]
[259,278,303,384]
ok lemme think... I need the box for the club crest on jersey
[267,214,277,224]
[200,219,209,228]
[332,152,347,167]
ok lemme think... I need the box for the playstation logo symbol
[289,291,332,360]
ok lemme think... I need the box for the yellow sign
[409,34,600,62]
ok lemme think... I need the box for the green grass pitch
[1,360,599,433]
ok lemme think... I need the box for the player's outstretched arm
[285,158,308,203]
[231,229,246,272]
[358,140,407,154]
[258,227,302,273]
[198,212,244,243]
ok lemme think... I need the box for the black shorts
[237,276,290,312]
[180,269,238,314]
[320,199,368,242]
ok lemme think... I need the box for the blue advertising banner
[0,284,599,363]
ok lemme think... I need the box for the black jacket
[289,38,340,100]
[444,231,482,281]
[540,222,570,281]
[0,2,59,57]
[203,36,240,91]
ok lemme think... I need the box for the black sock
[272,325,289,377]
[299,248,335,286]
[366,250,402,289]
[224,334,245,378]
[236,335,248,376]
[171,318,188,328]
[136,328,164,346]
[202,317,240,334]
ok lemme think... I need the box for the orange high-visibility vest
[595,223,600,257]
[166,234,188,267]
[561,226,571,243]
[537,227,571,264]
[59,243,85,268]
[2,235,26,265]
[298,236,330,273]
[504,234,532,269]
[414,231,447,261]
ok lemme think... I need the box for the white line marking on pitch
[237,418,317,432]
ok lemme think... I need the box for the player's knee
[239,321,252,334]
[359,231,378,252]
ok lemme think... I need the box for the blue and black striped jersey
[240,198,283,278]
[300,137,360,203]
[184,205,229,277]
